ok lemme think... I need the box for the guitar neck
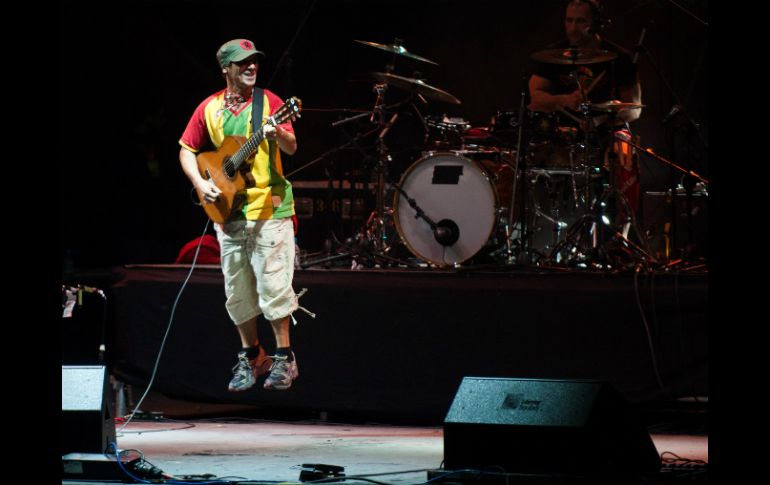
[229,125,267,171]
[226,96,300,171]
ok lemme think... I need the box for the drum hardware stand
[538,177,570,260]
[524,69,600,265]
[299,232,420,269]
[504,73,531,265]
[284,114,379,269]
[545,182,658,268]
[533,205,568,263]
[349,95,416,266]
[286,109,383,180]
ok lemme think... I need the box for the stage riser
[108,267,707,423]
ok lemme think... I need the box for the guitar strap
[250,86,264,135]
[251,87,276,158]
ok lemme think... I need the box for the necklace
[218,91,248,117]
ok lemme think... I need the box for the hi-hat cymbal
[531,47,617,65]
[370,72,461,105]
[355,39,439,66]
[589,100,645,112]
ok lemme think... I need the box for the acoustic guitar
[195,96,302,223]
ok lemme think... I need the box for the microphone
[632,27,647,65]
[434,227,453,245]
[434,219,459,246]
[370,84,384,123]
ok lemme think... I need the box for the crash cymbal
[589,100,645,112]
[370,72,461,105]
[355,39,439,66]
[531,47,617,65]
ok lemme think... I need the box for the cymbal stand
[536,66,601,266]
[563,68,607,261]
[545,106,662,268]
[385,37,404,74]
[363,82,393,253]
[351,90,416,267]
[545,183,657,269]
[505,73,530,265]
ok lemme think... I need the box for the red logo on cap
[240,40,254,51]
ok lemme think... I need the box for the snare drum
[393,152,513,266]
[526,109,581,171]
[425,115,471,147]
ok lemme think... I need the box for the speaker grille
[61,365,116,455]
[443,377,661,476]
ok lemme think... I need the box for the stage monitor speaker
[61,365,116,455]
[443,377,661,476]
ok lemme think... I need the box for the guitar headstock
[267,96,303,127]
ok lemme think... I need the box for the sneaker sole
[264,370,299,391]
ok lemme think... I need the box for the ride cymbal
[589,100,645,112]
[370,72,461,105]
[355,39,439,65]
[531,47,617,65]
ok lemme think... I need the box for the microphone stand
[285,125,379,179]
[612,133,707,186]
[391,183,456,247]
[633,27,707,262]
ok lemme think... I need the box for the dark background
[60,0,708,268]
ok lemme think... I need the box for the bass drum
[393,152,513,267]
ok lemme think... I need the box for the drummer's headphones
[567,0,605,34]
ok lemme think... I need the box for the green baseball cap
[216,39,266,68]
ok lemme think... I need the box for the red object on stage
[174,234,221,264]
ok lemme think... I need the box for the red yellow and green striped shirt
[180,88,295,220]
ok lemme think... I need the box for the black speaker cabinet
[61,365,116,455]
[444,377,661,476]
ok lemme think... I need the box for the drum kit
[302,39,652,270]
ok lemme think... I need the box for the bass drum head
[394,153,497,266]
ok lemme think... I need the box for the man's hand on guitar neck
[263,124,297,155]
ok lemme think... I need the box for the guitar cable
[190,186,203,206]
[117,218,212,434]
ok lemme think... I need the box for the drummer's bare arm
[528,74,583,112]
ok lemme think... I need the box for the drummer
[527,0,642,224]
[528,0,641,128]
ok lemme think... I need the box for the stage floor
[68,409,708,484]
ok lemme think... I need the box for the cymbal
[531,47,617,65]
[589,100,645,112]
[355,39,439,65]
[370,72,461,105]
